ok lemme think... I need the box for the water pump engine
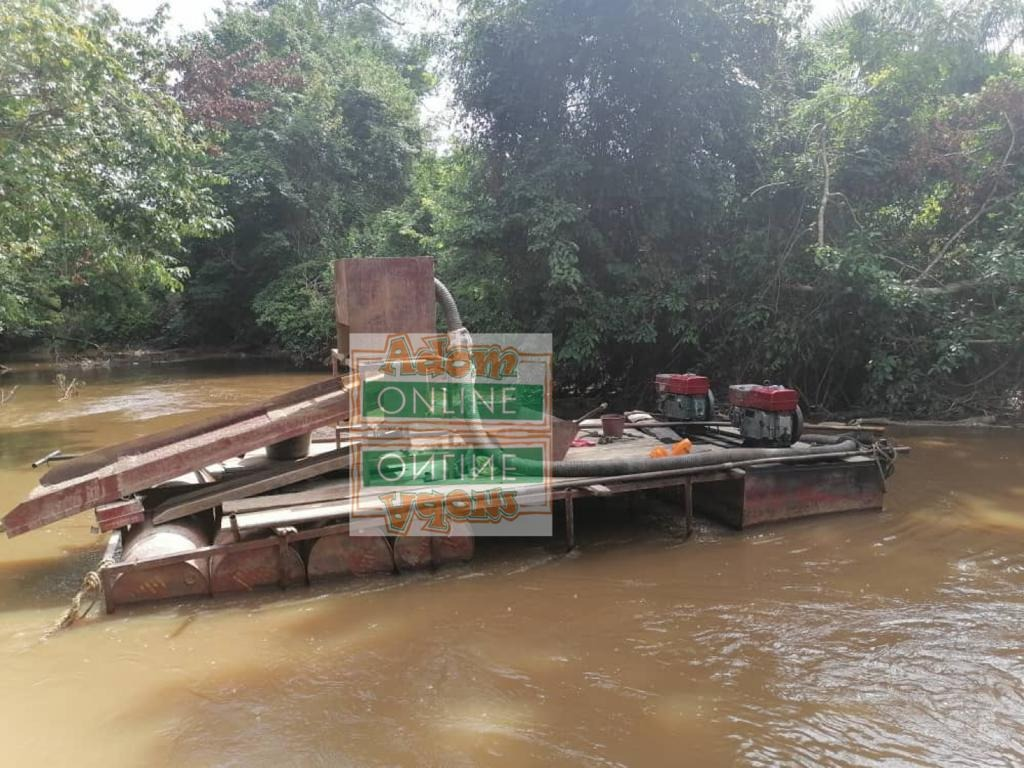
[656,373,715,422]
[728,384,802,447]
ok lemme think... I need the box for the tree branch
[916,277,994,295]
[817,124,830,248]
[747,181,788,199]
[350,1,404,26]
[915,112,1017,284]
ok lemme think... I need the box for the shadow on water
[0,541,105,612]
[0,428,100,467]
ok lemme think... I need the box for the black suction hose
[434,278,464,332]
[798,432,858,445]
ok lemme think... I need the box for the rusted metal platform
[86,424,890,613]
[1,255,900,614]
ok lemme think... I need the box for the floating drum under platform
[393,526,475,571]
[110,520,210,606]
[306,527,394,580]
[210,530,306,594]
[431,525,475,567]
[393,536,432,571]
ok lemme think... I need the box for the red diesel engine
[656,373,715,422]
[728,384,803,446]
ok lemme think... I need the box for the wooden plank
[41,377,346,487]
[94,497,145,532]
[138,482,215,509]
[221,481,347,514]
[152,448,350,525]
[626,412,679,443]
[805,422,887,434]
[100,530,121,614]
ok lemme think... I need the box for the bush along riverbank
[1,0,1021,422]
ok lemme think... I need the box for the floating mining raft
[1,257,904,613]
[3,394,901,613]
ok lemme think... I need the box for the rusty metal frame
[99,468,734,611]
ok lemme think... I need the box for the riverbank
[2,350,1019,427]
[0,346,301,373]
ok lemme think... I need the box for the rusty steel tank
[110,518,212,606]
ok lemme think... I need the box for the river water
[0,360,1021,767]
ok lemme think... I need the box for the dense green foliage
[426,0,1024,416]
[0,0,227,344]
[714,0,1024,416]
[167,0,430,358]
[2,0,1022,418]
[437,0,789,386]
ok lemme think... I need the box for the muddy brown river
[0,360,1021,767]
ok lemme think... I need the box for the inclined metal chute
[2,376,353,538]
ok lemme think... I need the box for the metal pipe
[574,402,609,424]
[550,439,859,477]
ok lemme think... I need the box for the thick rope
[44,557,115,637]
[870,438,898,491]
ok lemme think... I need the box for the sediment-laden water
[0,360,1021,767]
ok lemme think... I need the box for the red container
[601,414,626,438]
[655,373,710,396]
[728,384,799,412]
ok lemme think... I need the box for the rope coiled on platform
[45,557,114,637]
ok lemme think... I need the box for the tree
[169,0,431,360]
[424,0,1023,418]
[706,0,1024,416]
[438,0,791,390]
[0,0,227,345]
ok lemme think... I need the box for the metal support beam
[100,531,120,615]
[564,493,576,552]
[684,479,694,539]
